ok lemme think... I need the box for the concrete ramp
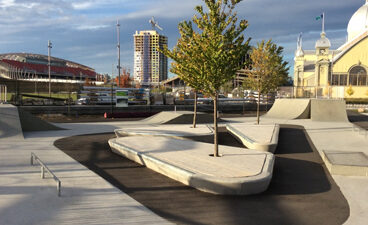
[142,111,216,124]
[18,108,63,132]
[0,104,23,139]
[264,99,310,119]
[311,99,348,122]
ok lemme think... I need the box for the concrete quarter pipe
[264,98,348,122]
[264,99,311,119]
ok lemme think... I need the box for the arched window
[349,66,367,86]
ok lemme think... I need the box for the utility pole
[48,40,52,98]
[117,20,121,87]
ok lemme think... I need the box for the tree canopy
[162,0,250,97]
[243,40,289,95]
[243,39,289,124]
[162,0,251,156]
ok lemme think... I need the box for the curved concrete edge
[114,129,192,139]
[108,138,275,195]
[226,124,280,153]
[113,126,213,139]
[264,98,311,119]
[189,154,274,195]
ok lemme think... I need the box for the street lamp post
[117,20,121,87]
[48,40,52,98]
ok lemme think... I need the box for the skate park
[0,99,368,225]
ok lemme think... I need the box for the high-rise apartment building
[133,30,168,85]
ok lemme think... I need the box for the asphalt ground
[54,126,350,225]
[347,110,368,129]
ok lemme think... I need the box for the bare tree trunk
[257,87,260,125]
[213,93,219,157]
[193,91,197,128]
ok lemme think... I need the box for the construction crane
[149,16,163,31]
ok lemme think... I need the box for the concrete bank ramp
[0,104,23,139]
[142,111,217,124]
[264,99,310,119]
[18,108,63,132]
[311,99,348,122]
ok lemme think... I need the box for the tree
[162,0,250,156]
[116,68,132,88]
[346,85,354,97]
[243,40,289,124]
[84,77,93,86]
[161,19,205,128]
[221,81,234,96]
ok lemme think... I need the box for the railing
[30,152,61,197]
[352,124,368,138]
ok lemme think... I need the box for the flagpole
[322,12,325,33]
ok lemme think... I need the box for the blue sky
[0,0,365,78]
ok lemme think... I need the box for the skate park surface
[0,100,368,225]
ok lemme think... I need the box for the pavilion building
[294,0,368,98]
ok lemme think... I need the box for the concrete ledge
[114,124,213,138]
[226,124,280,153]
[108,136,274,195]
[322,150,368,176]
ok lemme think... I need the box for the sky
[0,0,365,78]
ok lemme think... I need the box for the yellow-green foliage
[243,40,289,94]
[161,0,250,97]
[346,85,355,96]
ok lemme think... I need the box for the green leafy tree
[221,81,234,96]
[243,40,289,124]
[162,0,250,156]
[161,28,204,128]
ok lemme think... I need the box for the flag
[316,14,323,20]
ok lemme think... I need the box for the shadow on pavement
[54,126,349,225]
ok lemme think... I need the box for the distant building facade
[294,1,368,98]
[133,30,168,85]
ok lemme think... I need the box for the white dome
[347,1,368,42]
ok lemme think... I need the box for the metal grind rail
[30,152,61,197]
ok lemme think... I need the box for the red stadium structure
[0,53,103,83]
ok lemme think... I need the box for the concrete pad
[226,124,279,153]
[0,125,172,224]
[311,99,348,122]
[114,124,213,138]
[0,104,23,140]
[322,151,368,176]
[264,99,310,119]
[109,136,274,195]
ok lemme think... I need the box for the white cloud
[0,0,15,8]
[72,1,93,10]
[0,0,365,75]
[75,24,109,30]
